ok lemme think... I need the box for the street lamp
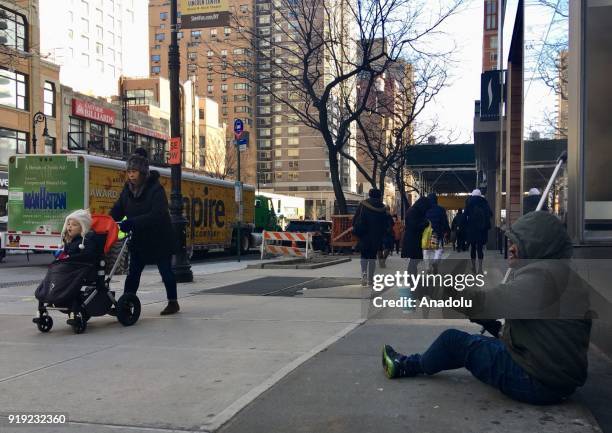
[32,111,49,154]
[168,0,193,282]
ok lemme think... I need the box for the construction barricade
[260,230,314,260]
[330,215,357,253]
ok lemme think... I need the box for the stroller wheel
[71,314,87,334]
[35,314,53,333]
[116,293,141,326]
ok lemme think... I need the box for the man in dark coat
[110,149,179,315]
[352,188,390,286]
[424,193,450,273]
[401,196,432,275]
[464,189,492,273]
[451,209,466,251]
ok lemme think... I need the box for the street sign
[234,181,242,202]
[169,137,181,165]
[233,119,244,139]
[235,131,249,152]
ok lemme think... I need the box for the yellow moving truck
[4,154,255,254]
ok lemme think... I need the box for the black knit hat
[126,148,149,176]
[369,188,382,199]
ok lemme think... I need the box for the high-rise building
[39,0,149,97]
[147,0,256,185]
[482,0,499,71]
[255,0,359,219]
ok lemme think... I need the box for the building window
[43,81,56,117]
[151,65,161,74]
[289,161,299,169]
[125,89,155,105]
[288,126,299,135]
[288,137,299,145]
[0,127,27,165]
[0,68,28,110]
[68,117,85,149]
[240,4,248,13]
[490,35,498,49]
[287,149,299,157]
[221,84,228,92]
[96,42,103,55]
[210,28,217,37]
[96,59,104,72]
[207,84,214,93]
[288,172,299,181]
[177,31,183,39]
[151,54,161,62]
[108,127,121,153]
[224,27,231,37]
[485,0,497,30]
[0,6,28,51]
[90,122,105,149]
[191,30,201,38]
[160,11,168,20]
[155,33,165,41]
[490,52,498,63]
[81,53,90,66]
[81,17,89,33]
[221,49,227,57]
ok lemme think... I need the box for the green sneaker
[382,345,423,379]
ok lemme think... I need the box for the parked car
[284,220,332,253]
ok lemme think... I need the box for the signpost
[234,119,244,262]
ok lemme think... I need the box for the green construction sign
[8,155,85,233]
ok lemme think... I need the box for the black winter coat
[401,197,432,259]
[61,231,98,263]
[110,171,175,264]
[464,195,493,245]
[451,212,466,233]
[352,198,389,257]
[425,196,450,238]
[523,194,548,215]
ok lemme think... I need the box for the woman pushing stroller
[110,148,180,316]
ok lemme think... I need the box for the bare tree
[216,0,462,213]
[341,53,449,201]
[204,140,237,180]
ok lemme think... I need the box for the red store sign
[128,124,169,141]
[72,98,116,124]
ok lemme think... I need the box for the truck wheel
[241,234,250,254]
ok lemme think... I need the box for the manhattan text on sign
[169,138,181,165]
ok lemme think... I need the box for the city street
[0,253,609,433]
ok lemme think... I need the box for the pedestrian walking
[464,189,492,274]
[382,211,591,405]
[523,187,548,214]
[401,196,432,276]
[392,215,404,255]
[377,206,395,268]
[110,148,180,315]
[352,188,390,286]
[424,193,450,274]
[451,209,466,252]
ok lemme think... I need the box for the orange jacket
[392,220,404,240]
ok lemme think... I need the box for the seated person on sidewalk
[381,211,592,405]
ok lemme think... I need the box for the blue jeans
[419,329,568,405]
[124,251,178,301]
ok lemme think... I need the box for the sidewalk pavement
[0,250,609,432]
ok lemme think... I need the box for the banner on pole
[169,137,181,165]
[180,0,230,29]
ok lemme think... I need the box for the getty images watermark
[370,271,486,310]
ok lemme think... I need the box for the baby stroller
[33,214,141,334]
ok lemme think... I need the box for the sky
[418,0,566,143]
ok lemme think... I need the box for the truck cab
[254,195,280,232]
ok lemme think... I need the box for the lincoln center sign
[180,0,230,29]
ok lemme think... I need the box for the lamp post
[31,111,49,154]
[168,0,193,282]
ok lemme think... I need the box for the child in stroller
[33,211,141,334]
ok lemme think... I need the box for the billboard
[180,0,230,29]
[8,155,85,233]
[480,70,503,121]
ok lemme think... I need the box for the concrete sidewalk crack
[0,344,118,384]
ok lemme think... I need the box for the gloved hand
[119,219,135,233]
[53,249,62,258]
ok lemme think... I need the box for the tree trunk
[328,151,347,214]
